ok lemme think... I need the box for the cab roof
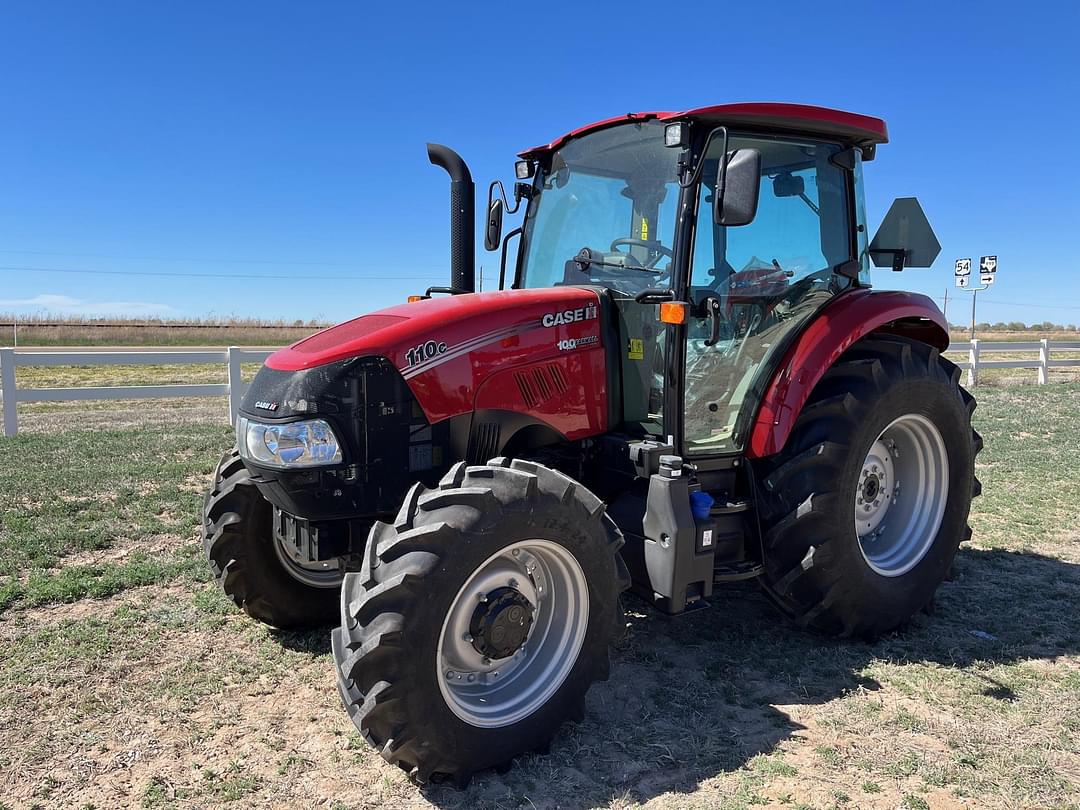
[518,102,889,160]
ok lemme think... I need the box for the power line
[926,295,1080,312]
[0,247,444,271]
[0,264,443,282]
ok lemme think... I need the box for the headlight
[236,416,343,468]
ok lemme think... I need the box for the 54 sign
[954,258,971,288]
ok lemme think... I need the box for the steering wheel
[610,238,674,270]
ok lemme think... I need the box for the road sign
[980,255,997,285]
[954,258,972,288]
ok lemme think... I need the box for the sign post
[954,256,996,339]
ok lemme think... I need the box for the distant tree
[991,321,1008,331]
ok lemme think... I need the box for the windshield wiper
[571,248,661,274]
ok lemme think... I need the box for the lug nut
[512,549,520,557]
[463,633,473,643]
[445,670,455,680]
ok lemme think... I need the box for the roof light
[515,160,533,180]
[664,122,688,148]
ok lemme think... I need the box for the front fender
[746,290,948,459]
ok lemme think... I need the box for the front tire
[202,449,341,629]
[755,335,982,638]
[333,458,629,784]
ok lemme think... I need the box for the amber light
[659,301,688,325]
[407,295,424,303]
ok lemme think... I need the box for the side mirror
[484,197,504,252]
[715,148,761,226]
[869,197,941,271]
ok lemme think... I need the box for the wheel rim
[854,413,949,577]
[437,539,589,728]
[271,535,343,589]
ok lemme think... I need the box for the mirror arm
[498,227,524,290]
[677,126,728,189]
[487,180,522,215]
[634,288,675,304]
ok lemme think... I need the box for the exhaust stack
[427,143,475,293]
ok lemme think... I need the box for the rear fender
[746,290,948,459]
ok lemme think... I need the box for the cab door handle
[703,296,723,346]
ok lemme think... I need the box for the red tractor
[202,103,981,783]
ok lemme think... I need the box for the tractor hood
[262,287,609,435]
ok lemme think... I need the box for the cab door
[682,135,856,456]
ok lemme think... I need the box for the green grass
[0,384,1078,808]
[0,423,230,611]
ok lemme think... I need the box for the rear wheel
[202,449,341,629]
[333,458,629,784]
[755,335,982,638]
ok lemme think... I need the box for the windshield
[518,121,681,296]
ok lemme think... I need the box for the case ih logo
[541,305,598,328]
[254,401,279,412]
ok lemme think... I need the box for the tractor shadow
[420,545,1080,809]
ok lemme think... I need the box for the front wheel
[755,335,983,639]
[202,449,341,629]
[333,458,629,784]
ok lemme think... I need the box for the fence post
[227,347,243,426]
[967,339,979,388]
[1,348,17,437]
[1038,338,1050,385]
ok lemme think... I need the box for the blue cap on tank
[689,490,714,520]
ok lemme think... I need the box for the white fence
[944,338,1080,387]
[1,339,1078,439]
[0,347,272,437]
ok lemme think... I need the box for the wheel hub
[854,414,949,577]
[436,539,589,728]
[469,587,534,659]
[856,439,893,536]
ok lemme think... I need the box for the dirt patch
[0,583,191,636]
[52,532,188,570]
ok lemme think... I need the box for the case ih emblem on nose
[542,305,598,328]
[254,400,279,412]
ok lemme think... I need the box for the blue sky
[1,1,1078,327]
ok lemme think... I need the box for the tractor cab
[503,107,920,458]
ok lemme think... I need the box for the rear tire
[755,335,982,638]
[202,449,340,629]
[333,457,629,784]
